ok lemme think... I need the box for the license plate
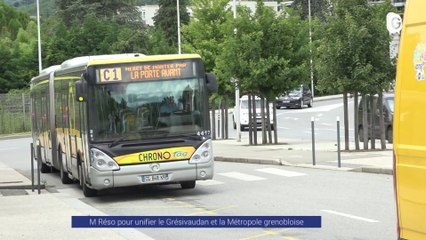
[283,101,290,103]
[141,174,169,183]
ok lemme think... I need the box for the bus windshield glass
[89,77,206,143]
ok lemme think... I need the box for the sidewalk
[213,138,393,175]
[0,161,153,240]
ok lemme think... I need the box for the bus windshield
[89,78,206,142]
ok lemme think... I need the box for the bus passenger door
[61,82,71,173]
[41,94,50,164]
[68,82,79,175]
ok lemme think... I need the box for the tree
[182,0,232,93]
[291,0,332,21]
[0,2,37,93]
[153,0,190,52]
[316,0,395,150]
[216,0,309,144]
[55,0,141,25]
[42,15,152,65]
[0,1,30,40]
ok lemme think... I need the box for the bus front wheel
[79,163,97,197]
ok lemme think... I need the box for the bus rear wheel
[59,150,73,184]
[180,181,196,189]
[40,162,51,173]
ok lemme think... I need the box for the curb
[0,184,45,190]
[350,167,393,175]
[0,133,31,140]
[215,156,393,175]
[313,94,343,102]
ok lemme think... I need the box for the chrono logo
[114,146,196,165]
[139,151,171,162]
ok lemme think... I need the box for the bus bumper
[88,159,214,190]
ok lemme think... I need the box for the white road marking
[0,147,19,151]
[56,190,155,240]
[293,103,344,113]
[321,209,379,223]
[218,172,265,181]
[283,117,299,121]
[197,180,224,186]
[255,168,306,177]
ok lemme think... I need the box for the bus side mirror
[76,80,87,102]
[206,72,218,94]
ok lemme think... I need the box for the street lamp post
[177,0,182,54]
[308,0,314,98]
[233,0,241,142]
[36,0,42,73]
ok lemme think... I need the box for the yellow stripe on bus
[32,76,80,87]
[114,146,196,165]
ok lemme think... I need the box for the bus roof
[60,53,145,70]
[31,53,202,85]
[30,65,61,84]
[86,54,201,67]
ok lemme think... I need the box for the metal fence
[0,93,31,134]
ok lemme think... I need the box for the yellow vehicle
[30,53,217,197]
[394,1,426,238]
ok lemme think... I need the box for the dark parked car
[276,86,313,109]
[358,92,394,143]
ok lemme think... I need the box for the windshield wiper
[168,133,203,141]
[109,135,131,148]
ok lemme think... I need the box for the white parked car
[232,95,274,131]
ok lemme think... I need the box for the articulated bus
[30,53,217,197]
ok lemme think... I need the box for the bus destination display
[99,61,195,83]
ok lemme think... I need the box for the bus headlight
[90,148,120,171]
[189,139,213,164]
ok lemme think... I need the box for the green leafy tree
[0,2,37,93]
[216,1,309,144]
[0,1,30,40]
[182,0,231,94]
[153,0,190,52]
[217,1,309,100]
[145,27,176,54]
[42,15,151,64]
[291,0,331,21]
[316,0,395,150]
[55,0,142,25]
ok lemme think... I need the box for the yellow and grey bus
[30,53,217,197]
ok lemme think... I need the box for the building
[137,1,294,26]
[368,0,405,11]
[392,0,405,11]
[137,5,159,26]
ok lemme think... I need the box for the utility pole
[233,0,241,142]
[36,0,42,73]
[308,0,314,97]
[177,0,182,54]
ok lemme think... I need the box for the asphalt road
[0,137,396,240]
[224,98,356,142]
